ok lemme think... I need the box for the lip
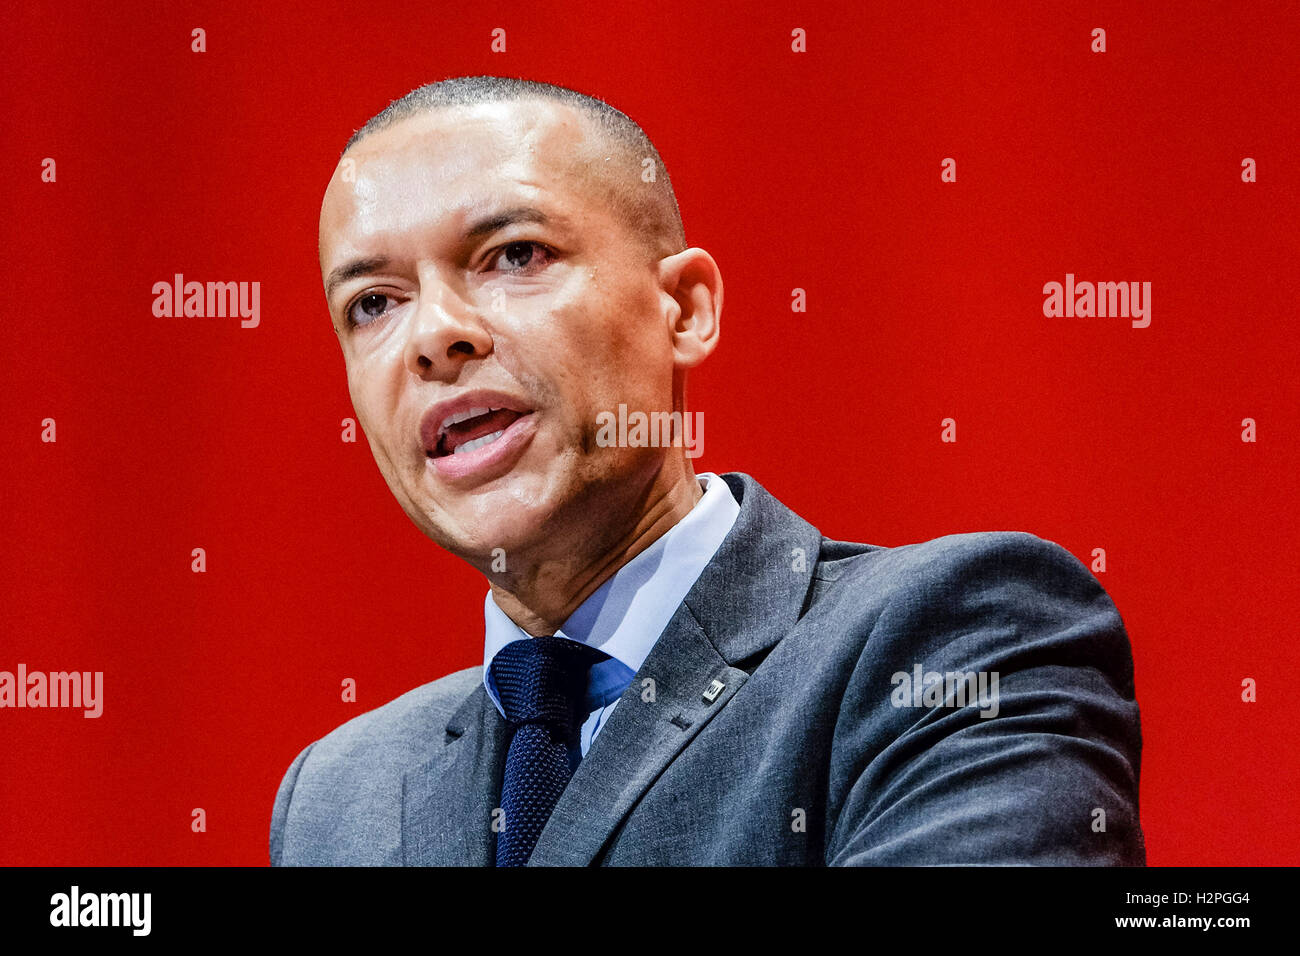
[418,389,537,483]
[428,411,537,481]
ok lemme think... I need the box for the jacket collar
[401,472,824,865]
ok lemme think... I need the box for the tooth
[451,429,505,456]
[444,406,492,431]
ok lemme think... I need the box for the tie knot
[491,635,610,732]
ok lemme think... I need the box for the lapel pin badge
[702,679,725,703]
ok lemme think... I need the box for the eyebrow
[464,206,555,241]
[324,207,560,301]
[325,256,390,300]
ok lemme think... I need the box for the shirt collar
[482,472,740,716]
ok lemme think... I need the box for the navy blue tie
[491,635,610,866]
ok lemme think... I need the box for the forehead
[319,100,605,259]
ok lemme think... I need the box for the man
[271,75,1144,866]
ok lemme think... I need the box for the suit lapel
[401,680,508,865]
[527,472,825,866]
[525,602,750,865]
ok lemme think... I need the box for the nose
[403,277,493,380]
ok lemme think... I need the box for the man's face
[319,99,681,567]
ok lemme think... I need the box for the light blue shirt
[482,472,740,760]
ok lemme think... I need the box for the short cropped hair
[343,75,688,262]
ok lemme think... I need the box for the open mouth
[429,407,530,458]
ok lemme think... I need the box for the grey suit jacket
[271,472,1144,865]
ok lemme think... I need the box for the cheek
[345,354,399,446]
[608,321,674,402]
[502,276,670,415]
[584,289,668,379]
[345,364,374,424]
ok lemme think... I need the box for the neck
[489,458,705,636]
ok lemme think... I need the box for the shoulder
[808,530,1130,681]
[817,528,1096,590]
[277,664,483,791]
[270,665,483,865]
[310,665,483,764]
[813,529,1113,621]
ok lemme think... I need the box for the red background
[1,0,1296,865]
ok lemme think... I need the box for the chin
[419,493,559,564]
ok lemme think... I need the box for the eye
[487,241,555,273]
[346,292,399,327]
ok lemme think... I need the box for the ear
[657,248,722,369]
